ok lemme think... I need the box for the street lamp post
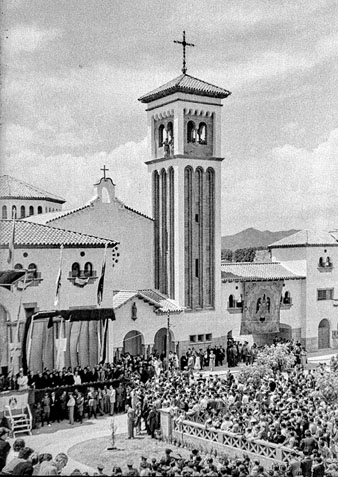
[166,310,170,363]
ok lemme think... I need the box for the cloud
[2,129,337,236]
[1,137,152,218]
[222,129,338,232]
[3,24,61,55]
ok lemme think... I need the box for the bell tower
[138,33,231,313]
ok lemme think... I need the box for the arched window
[158,124,165,147]
[84,262,93,277]
[228,294,235,308]
[284,291,291,304]
[325,256,332,267]
[37,206,42,214]
[20,206,26,218]
[29,206,34,216]
[28,263,37,279]
[167,122,173,142]
[187,121,196,143]
[319,257,324,267]
[14,263,23,270]
[198,122,207,144]
[12,206,17,219]
[71,262,80,278]
[2,205,7,219]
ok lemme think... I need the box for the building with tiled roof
[138,73,231,103]
[0,175,65,221]
[0,219,118,249]
[221,262,306,282]
[269,229,338,248]
[113,289,184,314]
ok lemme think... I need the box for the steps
[4,404,32,437]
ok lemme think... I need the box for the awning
[0,270,26,289]
[31,308,115,328]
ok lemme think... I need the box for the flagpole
[54,245,64,307]
[97,243,108,362]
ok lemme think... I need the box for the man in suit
[50,391,60,423]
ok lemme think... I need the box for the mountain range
[221,228,299,251]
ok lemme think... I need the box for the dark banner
[241,281,283,335]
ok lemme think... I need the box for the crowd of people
[1,428,338,476]
[0,340,337,475]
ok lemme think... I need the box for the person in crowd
[41,392,51,427]
[17,370,29,391]
[67,392,75,425]
[37,452,68,475]
[2,446,34,475]
[0,428,11,472]
[127,404,135,439]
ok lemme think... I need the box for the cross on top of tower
[100,165,109,180]
[174,31,195,74]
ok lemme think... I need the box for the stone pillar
[160,408,172,441]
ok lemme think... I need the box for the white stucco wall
[44,200,154,291]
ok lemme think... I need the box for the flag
[10,271,28,374]
[97,243,108,306]
[54,245,64,307]
[7,216,16,265]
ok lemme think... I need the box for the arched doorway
[279,323,292,341]
[0,305,9,371]
[153,328,175,356]
[318,319,330,349]
[123,330,144,356]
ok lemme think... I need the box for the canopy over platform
[31,308,115,328]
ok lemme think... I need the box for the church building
[1,36,337,373]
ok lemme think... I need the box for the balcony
[227,302,243,314]
[68,270,98,287]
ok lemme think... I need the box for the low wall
[161,409,300,467]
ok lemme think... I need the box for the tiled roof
[25,205,91,225]
[269,230,338,248]
[221,262,305,281]
[0,175,65,203]
[0,220,118,248]
[138,73,231,103]
[113,289,184,314]
[26,202,153,225]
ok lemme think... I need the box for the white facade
[271,243,338,350]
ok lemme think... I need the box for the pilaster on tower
[138,73,231,312]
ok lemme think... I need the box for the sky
[1,0,338,235]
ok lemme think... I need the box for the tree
[221,249,233,261]
[255,343,296,372]
[238,344,296,388]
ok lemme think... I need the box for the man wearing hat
[0,427,10,472]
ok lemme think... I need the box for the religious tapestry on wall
[240,281,283,335]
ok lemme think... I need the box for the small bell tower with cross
[93,165,116,204]
[138,32,231,315]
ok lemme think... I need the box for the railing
[170,416,301,465]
